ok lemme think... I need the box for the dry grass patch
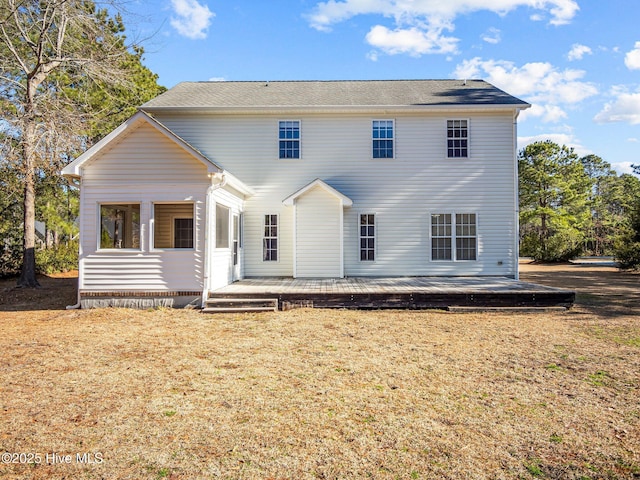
[0,266,639,479]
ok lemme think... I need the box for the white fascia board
[283,178,353,207]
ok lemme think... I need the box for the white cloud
[567,43,592,61]
[594,88,640,125]
[208,77,226,82]
[365,24,458,56]
[170,0,214,40]
[452,57,598,123]
[624,41,640,70]
[612,162,636,175]
[307,0,578,57]
[518,133,589,157]
[481,27,501,44]
[522,104,567,123]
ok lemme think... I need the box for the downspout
[202,172,227,307]
[66,176,82,309]
[513,110,521,280]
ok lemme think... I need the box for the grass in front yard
[1,299,639,479]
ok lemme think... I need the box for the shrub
[520,229,583,262]
[0,233,22,278]
[615,199,640,270]
[615,240,640,270]
[36,241,79,274]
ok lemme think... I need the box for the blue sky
[123,0,640,175]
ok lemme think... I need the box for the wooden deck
[208,276,575,310]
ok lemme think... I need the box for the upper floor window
[100,204,140,249]
[372,120,394,158]
[279,120,300,159]
[447,120,468,158]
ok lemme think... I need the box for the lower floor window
[154,203,194,249]
[216,204,230,248]
[359,214,375,261]
[431,213,477,261]
[455,213,477,261]
[100,204,140,249]
[263,214,278,261]
[173,218,194,248]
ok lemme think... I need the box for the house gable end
[61,111,222,179]
[283,178,353,207]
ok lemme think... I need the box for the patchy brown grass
[0,265,638,479]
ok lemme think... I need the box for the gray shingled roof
[141,80,529,110]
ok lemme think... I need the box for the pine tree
[518,141,591,261]
[0,0,164,284]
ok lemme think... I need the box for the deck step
[203,297,278,313]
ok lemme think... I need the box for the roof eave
[141,103,531,115]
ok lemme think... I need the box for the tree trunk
[17,113,40,288]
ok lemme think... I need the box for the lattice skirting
[79,291,202,309]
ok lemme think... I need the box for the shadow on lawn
[0,274,78,312]
[520,263,640,318]
[1,265,638,316]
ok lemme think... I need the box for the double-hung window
[455,213,477,260]
[263,214,278,261]
[359,214,375,261]
[431,213,477,261]
[372,120,394,158]
[279,120,300,159]
[447,120,468,158]
[431,214,452,261]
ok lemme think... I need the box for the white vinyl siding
[156,111,518,278]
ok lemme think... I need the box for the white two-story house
[62,80,530,308]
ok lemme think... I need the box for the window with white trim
[263,214,278,261]
[456,213,477,260]
[233,214,239,265]
[431,213,477,261]
[279,120,300,159]
[216,204,230,248]
[359,214,375,261]
[447,119,468,158]
[154,203,194,249]
[99,204,141,249]
[372,120,394,158]
[431,213,452,261]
